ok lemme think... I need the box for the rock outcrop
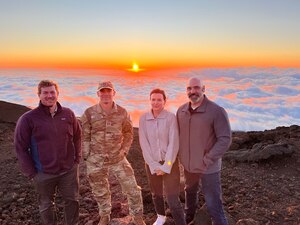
[224,125,300,162]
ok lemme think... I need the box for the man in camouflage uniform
[81,81,145,225]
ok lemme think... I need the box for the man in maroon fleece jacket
[14,80,82,225]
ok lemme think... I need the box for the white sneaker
[153,214,166,225]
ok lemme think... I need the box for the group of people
[14,77,232,225]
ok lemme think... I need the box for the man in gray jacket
[177,77,232,225]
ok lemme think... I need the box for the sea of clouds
[0,67,299,131]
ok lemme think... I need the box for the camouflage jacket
[81,102,133,165]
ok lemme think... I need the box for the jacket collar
[145,109,168,120]
[38,101,62,115]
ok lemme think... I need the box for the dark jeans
[33,164,79,225]
[146,160,186,225]
[184,170,228,225]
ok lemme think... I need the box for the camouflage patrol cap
[97,81,114,91]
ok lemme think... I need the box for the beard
[188,93,201,103]
[40,97,57,108]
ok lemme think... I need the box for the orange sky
[1,50,299,71]
[1,1,300,70]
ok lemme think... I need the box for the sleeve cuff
[160,161,172,174]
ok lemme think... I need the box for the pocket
[122,160,134,176]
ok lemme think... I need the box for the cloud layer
[0,68,299,131]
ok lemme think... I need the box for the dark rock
[1,102,300,225]
[224,142,296,162]
[0,100,31,123]
[236,218,259,225]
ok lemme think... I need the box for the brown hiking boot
[98,215,110,225]
[133,215,146,225]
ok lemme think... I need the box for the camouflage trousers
[86,157,143,217]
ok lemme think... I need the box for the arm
[72,112,82,163]
[80,110,92,160]
[121,111,133,155]
[14,115,37,178]
[138,115,161,174]
[160,114,179,174]
[203,107,232,167]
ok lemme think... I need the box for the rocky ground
[0,100,299,225]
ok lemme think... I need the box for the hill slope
[0,101,299,225]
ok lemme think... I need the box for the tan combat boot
[133,215,146,225]
[98,215,110,225]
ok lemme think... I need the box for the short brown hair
[38,80,59,94]
[150,88,166,101]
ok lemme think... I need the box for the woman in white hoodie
[139,88,186,225]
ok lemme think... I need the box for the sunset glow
[0,1,299,70]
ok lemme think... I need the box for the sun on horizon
[127,62,144,73]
